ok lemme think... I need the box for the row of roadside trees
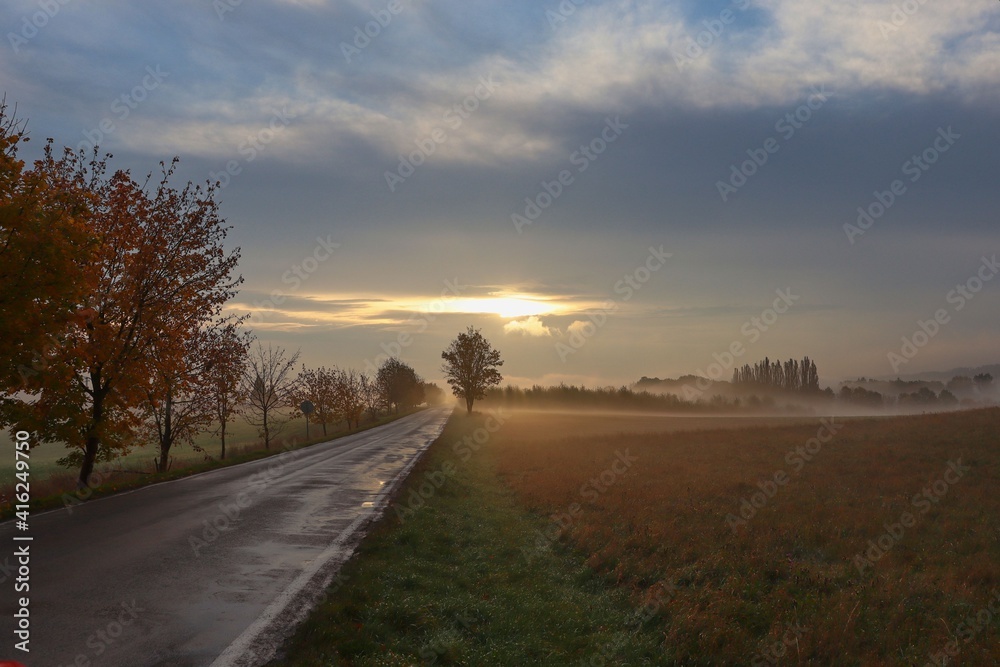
[244,346,433,451]
[0,100,249,488]
[0,101,471,490]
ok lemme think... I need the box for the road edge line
[209,407,454,667]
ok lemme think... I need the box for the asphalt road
[0,407,453,667]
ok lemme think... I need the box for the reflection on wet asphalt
[0,408,452,667]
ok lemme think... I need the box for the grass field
[275,406,1000,666]
[0,415,268,482]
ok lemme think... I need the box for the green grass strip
[272,412,668,667]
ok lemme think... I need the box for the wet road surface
[0,407,452,666]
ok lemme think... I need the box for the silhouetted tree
[204,323,252,459]
[421,381,446,405]
[733,356,818,392]
[838,385,883,407]
[441,327,503,414]
[938,389,959,406]
[899,386,938,407]
[336,368,366,429]
[291,365,338,437]
[360,373,382,422]
[376,357,423,414]
[242,343,300,448]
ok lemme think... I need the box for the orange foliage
[0,100,97,398]
[2,118,244,486]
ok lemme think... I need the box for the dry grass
[5,437,274,503]
[492,407,1000,665]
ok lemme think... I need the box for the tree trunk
[156,389,173,473]
[220,420,227,460]
[79,433,100,490]
[466,396,474,414]
[263,410,270,450]
[78,384,105,489]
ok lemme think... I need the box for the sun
[442,295,561,319]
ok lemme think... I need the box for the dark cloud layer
[2,0,997,385]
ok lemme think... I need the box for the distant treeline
[484,384,699,411]
[732,356,819,392]
[838,373,994,409]
[483,369,997,415]
[483,384,807,413]
[843,373,994,397]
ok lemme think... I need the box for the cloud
[12,0,996,168]
[566,320,593,337]
[504,316,556,337]
[276,0,1000,166]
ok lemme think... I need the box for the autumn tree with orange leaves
[336,368,366,430]
[203,324,253,460]
[291,365,339,437]
[144,320,251,471]
[11,150,243,487]
[0,100,96,407]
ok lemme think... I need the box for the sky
[2,0,998,389]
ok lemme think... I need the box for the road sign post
[300,400,314,439]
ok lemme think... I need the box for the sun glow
[227,290,575,330]
[440,295,562,319]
